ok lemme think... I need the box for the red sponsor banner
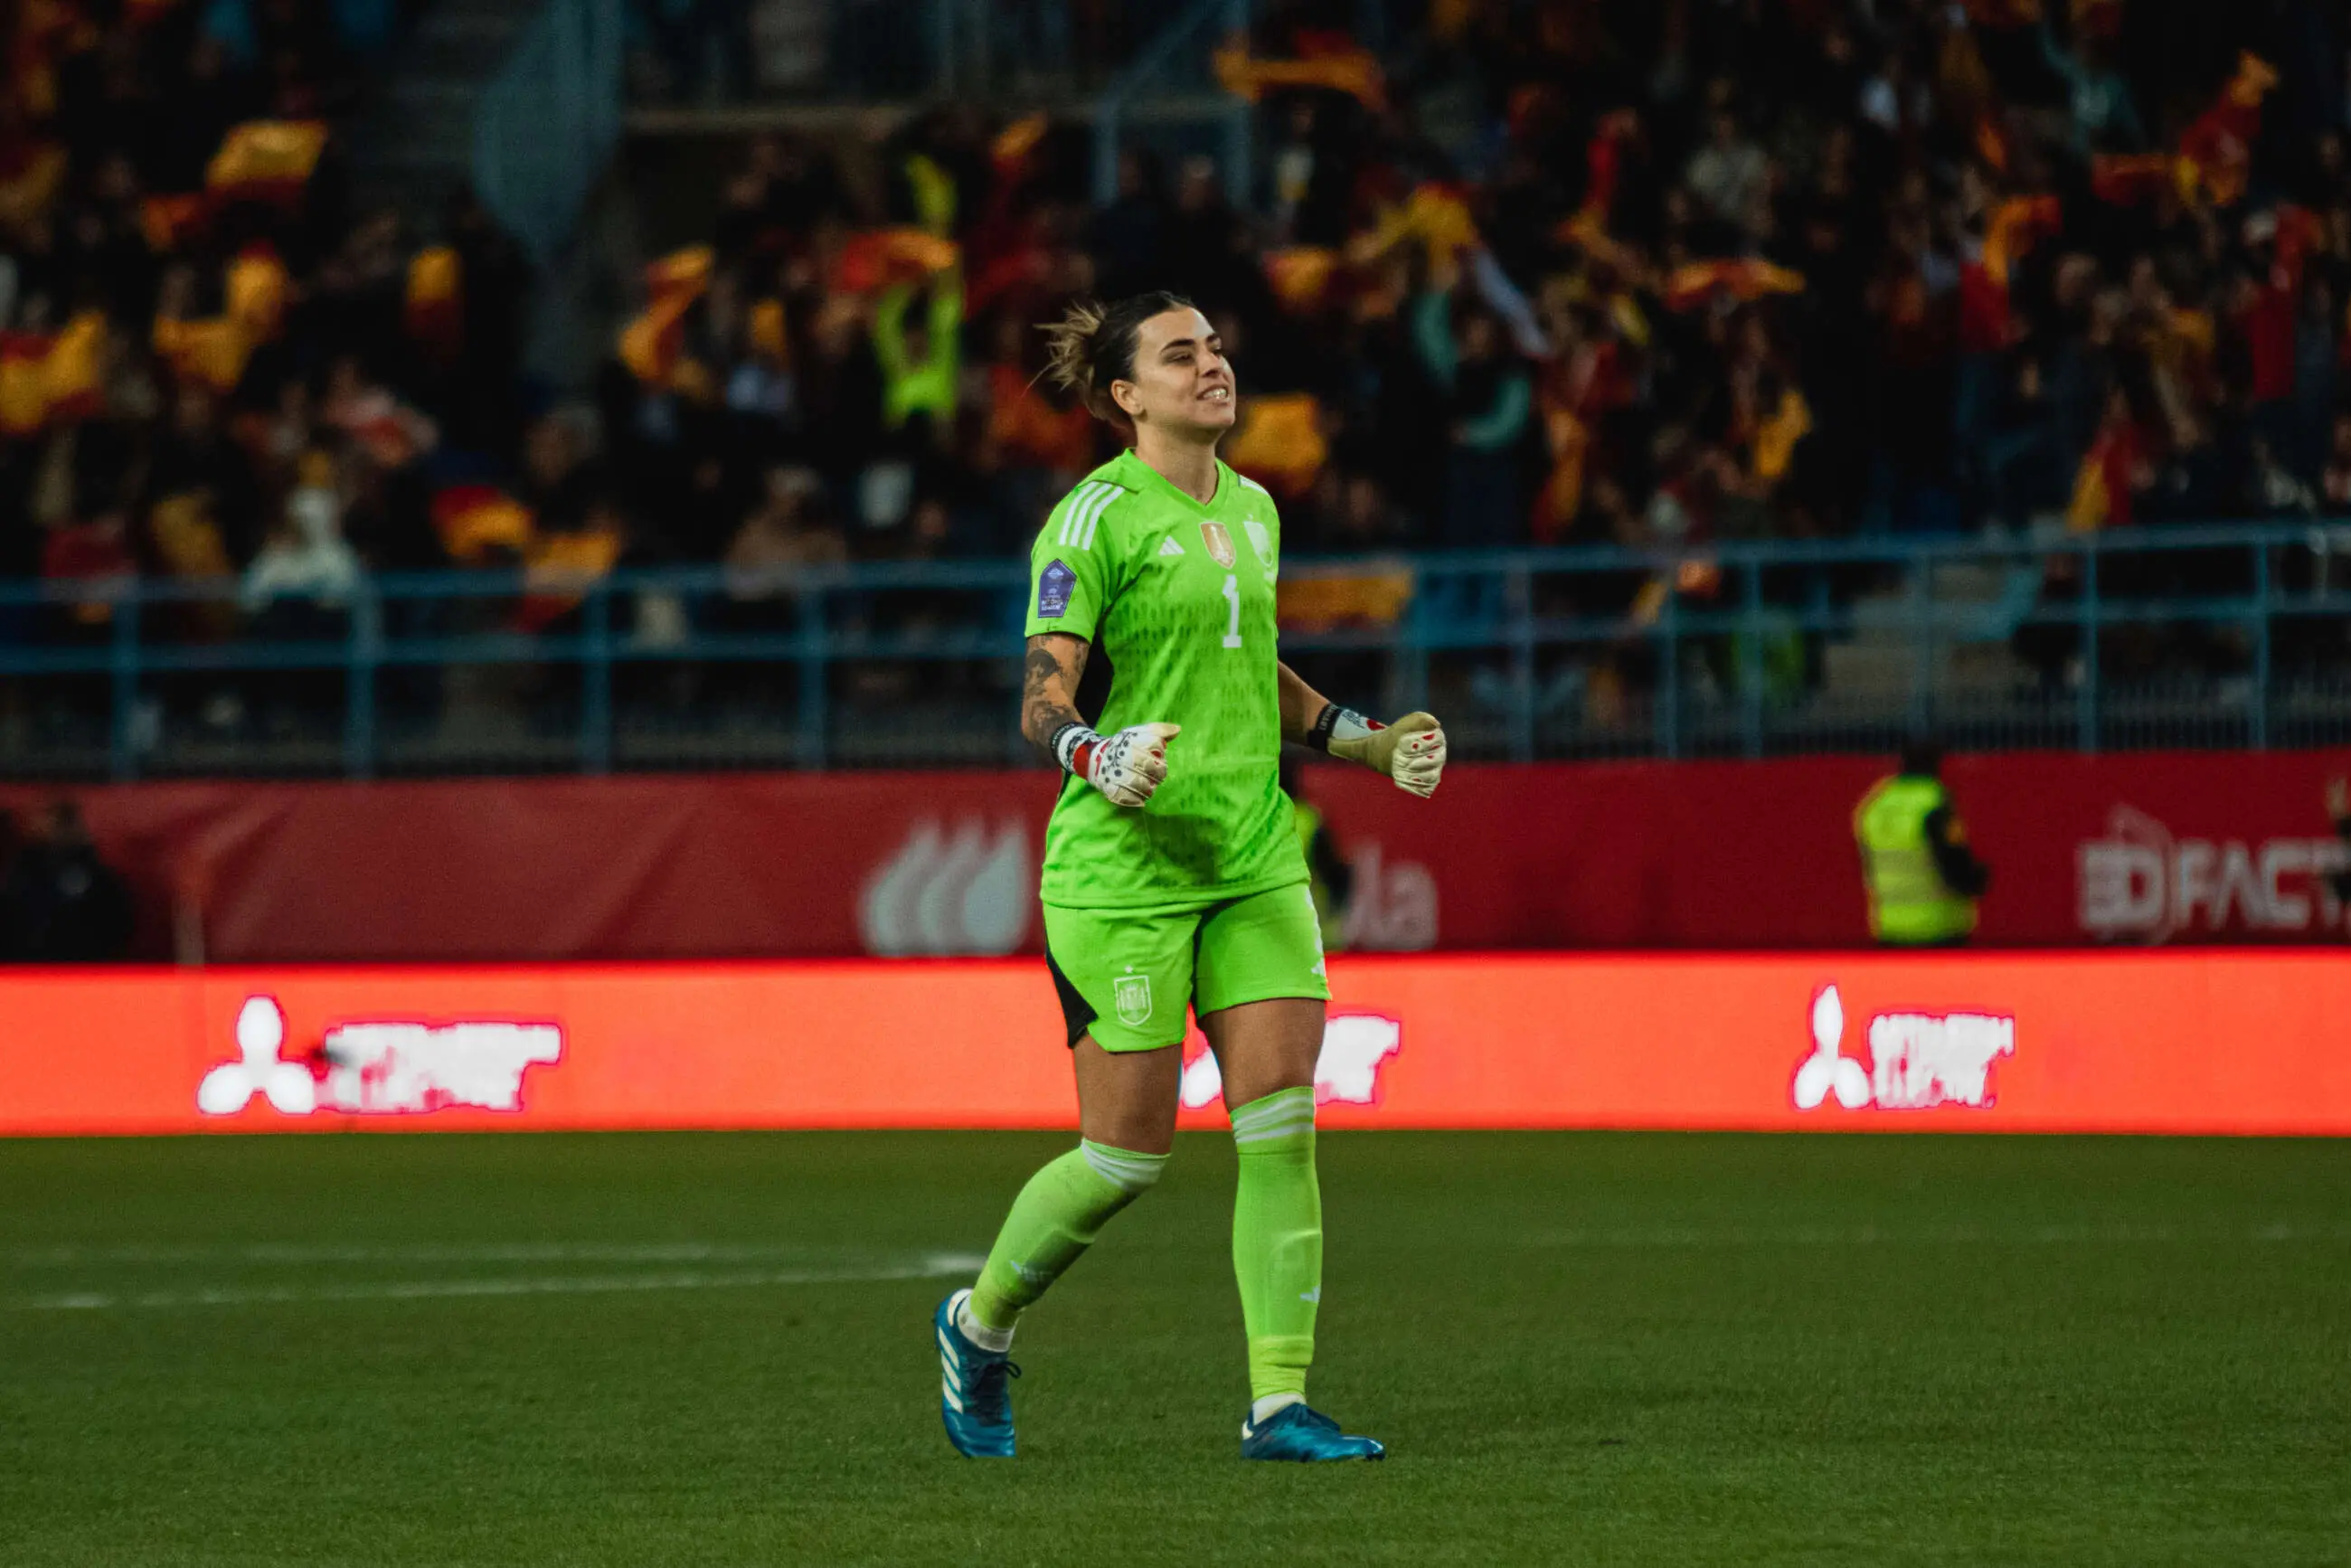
[6,748,2351,960]
[3,951,2347,1137]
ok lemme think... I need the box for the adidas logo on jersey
[1159,537,1185,556]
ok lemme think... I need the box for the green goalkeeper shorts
[1041,881,1330,1053]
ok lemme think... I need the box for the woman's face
[1112,307,1236,437]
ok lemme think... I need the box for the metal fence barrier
[4,521,2350,780]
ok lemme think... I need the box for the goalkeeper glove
[1309,704,1446,798]
[1051,720,1181,808]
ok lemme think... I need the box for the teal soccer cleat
[934,1289,1018,1458]
[1239,1402,1386,1461]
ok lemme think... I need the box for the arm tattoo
[1021,637,1090,753]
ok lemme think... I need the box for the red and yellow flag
[1263,247,1340,312]
[225,246,290,342]
[1662,259,1806,312]
[617,246,713,387]
[2176,52,2277,208]
[404,245,464,364]
[1353,183,1480,274]
[0,312,109,437]
[1213,40,1386,112]
[430,484,535,565]
[2093,53,2276,212]
[152,314,252,394]
[1223,393,1328,499]
[0,330,54,437]
[1983,195,2061,288]
[205,120,328,204]
[833,228,958,295]
[139,192,211,251]
[518,524,626,631]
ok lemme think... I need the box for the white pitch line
[5,1242,932,1268]
[10,1252,987,1312]
[1519,1223,2351,1248]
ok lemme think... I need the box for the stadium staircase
[345,0,624,262]
[346,0,546,219]
[1820,558,2041,711]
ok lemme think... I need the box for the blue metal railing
[476,0,626,261]
[1092,0,1252,209]
[5,521,2351,779]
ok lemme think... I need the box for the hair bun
[1039,300,1109,405]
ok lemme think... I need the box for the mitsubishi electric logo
[197,997,562,1117]
[1179,1013,1402,1110]
[859,818,1034,957]
[1792,985,2013,1113]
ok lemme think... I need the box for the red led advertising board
[4,951,2345,1137]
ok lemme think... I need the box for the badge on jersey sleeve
[1037,559,1075,618]
[1200,521,1237,568]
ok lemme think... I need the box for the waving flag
[404,245,464,364]
[618,246,713,388]
[834,228,958,295]
[205,120,327,205]
[430,484,534,565]
[1223,393,1327,498]
[1213,40,1387,112]
[2092,53,2275,211]
[1662,259,1806,312]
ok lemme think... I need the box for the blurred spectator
[6,0,2351,728]
[1684,109,1769,238]
[241,456,360,626]
[0,801,133,962]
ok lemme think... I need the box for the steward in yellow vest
[1854,741,1990,946]
[1283,757,1353,951]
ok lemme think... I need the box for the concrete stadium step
[345,0,549,217]
[1823,571,2040,702]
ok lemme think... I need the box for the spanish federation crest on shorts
[1200,521,1237,569]
[1113,972,1154,1027]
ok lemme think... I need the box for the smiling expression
[1110,307,1236,438]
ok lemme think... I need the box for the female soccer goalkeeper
[935,292,1447,1462]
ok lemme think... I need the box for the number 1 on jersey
[1220,573,1242,648]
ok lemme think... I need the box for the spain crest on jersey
[1200,521,1237,568]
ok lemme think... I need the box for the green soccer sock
[1230,1086,1322,1406]
[968,1140,1167,1336]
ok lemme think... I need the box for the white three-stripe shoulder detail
[1072,482,1121,550]
[1055,482,1109,546]
[1053,483,1095,546]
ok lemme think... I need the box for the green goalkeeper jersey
[1025,449,1308,908]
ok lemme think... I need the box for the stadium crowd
[1,0,2348,695]
[609,0,2351,571]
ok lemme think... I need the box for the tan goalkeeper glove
[1311,705,1447,798]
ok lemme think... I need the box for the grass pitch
[1,1130,2345,1565]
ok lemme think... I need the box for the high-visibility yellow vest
[1854,775,1978,945]
[1292,800,1347,951]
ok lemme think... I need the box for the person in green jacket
[873,269,963,438]
[1854,739,1991,946]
